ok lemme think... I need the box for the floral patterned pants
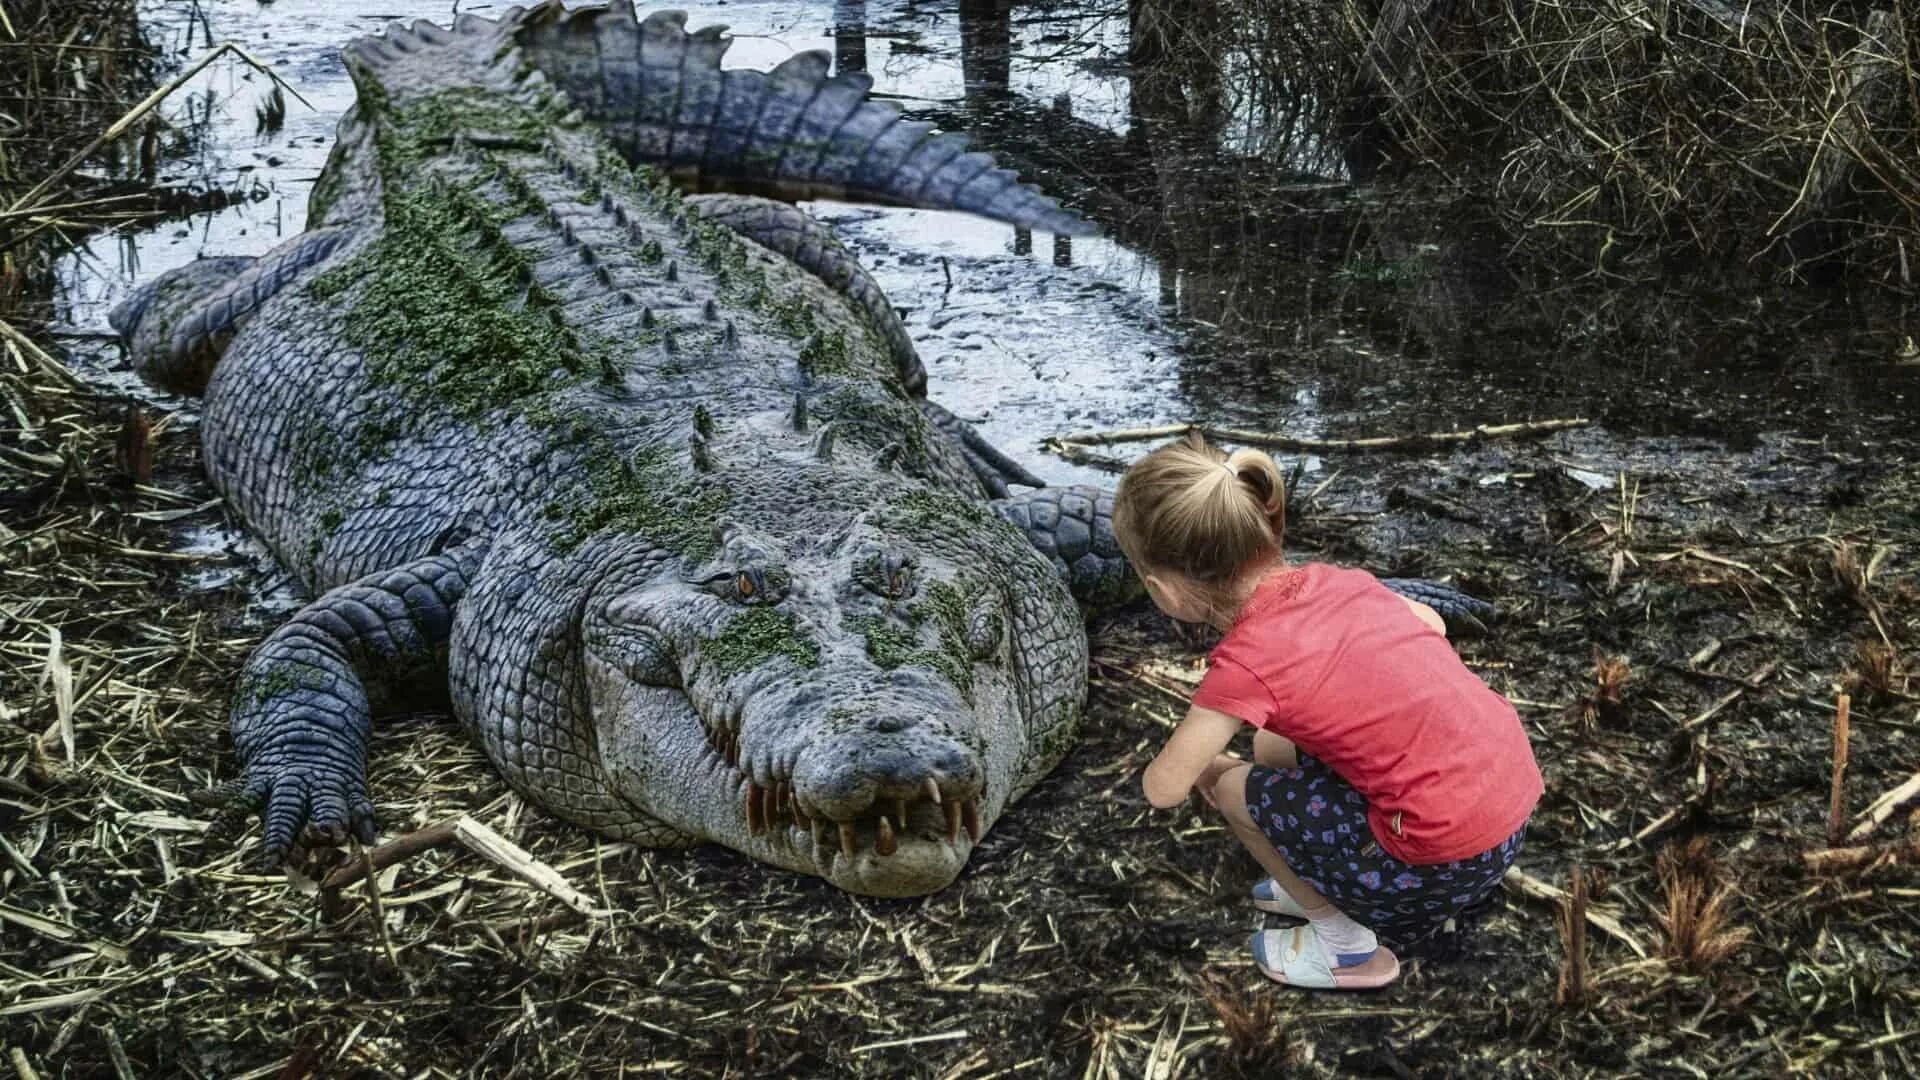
[1246,754,1526,947]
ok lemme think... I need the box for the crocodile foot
[1379,578,1499,637]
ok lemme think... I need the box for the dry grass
[1847,639,1903,701]
[0,0,160,307]
[1175,1,1920,286]
[1574,648,1632,734]
[1350,0,1920,283]
[1658,838,1754,977]
[1193,970,1299,1071]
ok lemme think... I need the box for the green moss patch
[845,578,980,700]
[309,180,585,421]
[703,608,819,677]
[548,442,729,558]
[237,665,328,708]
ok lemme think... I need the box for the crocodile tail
[511,3,1094,236]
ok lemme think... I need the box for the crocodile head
[576,482,1083,898]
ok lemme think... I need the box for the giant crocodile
[111,3,1489,897]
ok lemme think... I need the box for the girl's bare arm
[1142,705,1244,808]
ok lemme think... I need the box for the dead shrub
[1658,838,1753,975]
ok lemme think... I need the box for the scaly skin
[113,4,1493,898]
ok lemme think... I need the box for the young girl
[1113,433,1542,990]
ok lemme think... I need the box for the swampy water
[54,0,1918,497]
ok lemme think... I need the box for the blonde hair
[1113,430,1287,587]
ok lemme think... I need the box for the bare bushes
[0,0,159,307]
[1350,0,1920,282]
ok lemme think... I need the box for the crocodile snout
[727,697,991,896]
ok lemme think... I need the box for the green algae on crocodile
[702,608,821,678]
[847,577,984,701]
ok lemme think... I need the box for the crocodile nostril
[866,715,907,733]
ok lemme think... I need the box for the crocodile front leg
[233,542,481,858]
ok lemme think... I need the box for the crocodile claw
[250,763,377,865]
[920,400,1045,497]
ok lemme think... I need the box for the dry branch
[449,815,612,919]
[319,819,459,891]
[1768,11,1900,242]
[1828,692,1852,846]
[1554,865,1591,1008]
[1803,830,1920,874]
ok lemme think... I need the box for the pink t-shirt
[1192,563,1542,864]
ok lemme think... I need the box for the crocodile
[111,3,1491,897]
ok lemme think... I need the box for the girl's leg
[1213,764,1326,910]
[1216,762,1383,972]
[1251,729,1298,769]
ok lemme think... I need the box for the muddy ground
[5,347,1917,1077]
[5,1,1920,1077]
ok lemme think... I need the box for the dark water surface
[53,0,1920,492]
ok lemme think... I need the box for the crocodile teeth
[790,793,810,828]
[944,800,963,842]
[746,783,765,836]
[962,800,981,842]
[891,797,908,829]
[923,778,942,805]
[874,815,897,857]
[838,822,857,860]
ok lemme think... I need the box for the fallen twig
[1505,867,1648,958]
[320,819,459,891]
[1803,829,1919,874]
[1848,767,1920,843]
[449,815,612,919]
[1044,417,1590,457]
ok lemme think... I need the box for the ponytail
[1112,429,1288,585]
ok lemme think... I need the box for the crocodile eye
[705,565,786,605]
[966,605,1004,660]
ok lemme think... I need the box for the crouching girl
[1112,433,1542,989]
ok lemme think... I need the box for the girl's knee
[1252,729,1298,769]
[1214,764,1255,825]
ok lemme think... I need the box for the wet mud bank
[2,1,1918,1076]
